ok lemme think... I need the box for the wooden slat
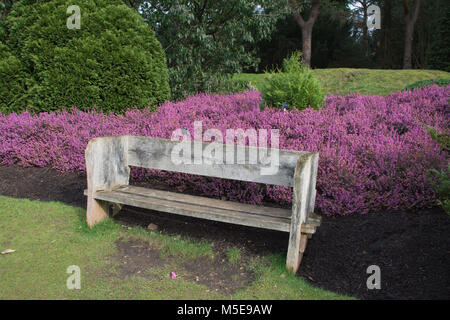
[127,136,313,187]
[83,186,317,234]
[113,185,291,220]
[90,187,291,232]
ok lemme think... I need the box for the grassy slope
[0,196,350,300]
[234,68,450,96]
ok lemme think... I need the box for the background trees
[253,0,449,71]
[1,0,447,111]
[288,0,321,67]
[140,0,279,100]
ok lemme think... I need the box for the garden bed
[1,164,449,300]
[1,86,449,217]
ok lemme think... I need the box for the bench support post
[85,136,129,227]
[286,154,317,274]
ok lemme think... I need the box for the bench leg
[286,224,308,274]
[86,196,109,227]
[287,154,314,274]
[85,136,130,227]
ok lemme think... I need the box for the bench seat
[85,185,318,234]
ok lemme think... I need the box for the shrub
[426,126,450,215]
[0,0,170,114]
[261,51,325,111]
[0,86,449,216]
[404,79,450,91]
[429,163,450,215]
[425,126,450,152]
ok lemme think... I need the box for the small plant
[404,79,450,91]
[261,51,325,111]
[225,248,241,265]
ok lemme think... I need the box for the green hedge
[404,78,450,91]
[0,0,170,114]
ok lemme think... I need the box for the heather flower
[1,85,448,216]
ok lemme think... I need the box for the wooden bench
[84,136,321,273]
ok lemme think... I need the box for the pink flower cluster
[1,85,448,216]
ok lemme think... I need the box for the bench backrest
[126,136,313,187]
[86,135,318,224]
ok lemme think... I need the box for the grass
[225,247,242,265]
[0,196,351,300]
[234,68,450,96]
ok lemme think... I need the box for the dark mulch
[1,165,449,300]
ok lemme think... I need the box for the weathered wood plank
[92,187,292,232]
[307,211,322,227]
[84,186,317,234]
[127,136,313,187]
[113,185,291,219]
[307,153,319,223]
[286,154,313,274]
[85,136,129,227]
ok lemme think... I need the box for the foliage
[260,51,325,111]
[426,126,450,215]
[426,0,450,72]
[208,77,252,95]
[429,163,450,215]
[424,126,450,153]
[141,0,279,100]
[0,0,170,114]
[1,86,449,216]
[404,79,450,91]
[252,0,450,71]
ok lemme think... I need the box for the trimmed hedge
[0,0,170,114]
[404,79,450,91]
[1,85,448,216]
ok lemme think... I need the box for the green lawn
[0,196,351,300]
[234,68,450,96]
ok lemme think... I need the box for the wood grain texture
[85,185,318,233]
[286,154,313,274]
[127,136,313,187]
[92,185,291,232]
[85,136,130,227]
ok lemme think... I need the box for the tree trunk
[403,0,422,69]
[301,23,314,66]
[290,0,321,67]
[403,20,414,69]
[382,0,392,68]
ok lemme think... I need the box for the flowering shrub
[0,85,448,216]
